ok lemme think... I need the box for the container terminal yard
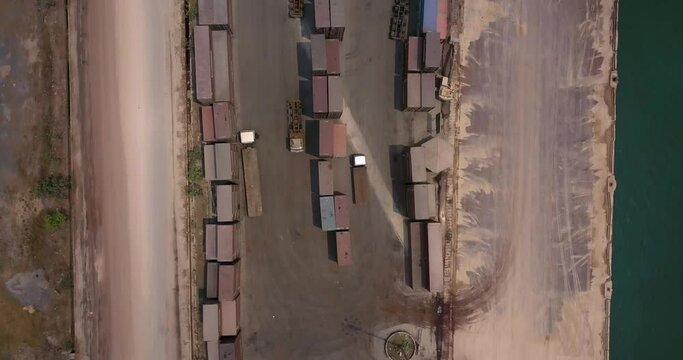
[37,0,615,359]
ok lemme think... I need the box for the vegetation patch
[187,146,204,196]
[35,175,70,199]
[43,209,68,231]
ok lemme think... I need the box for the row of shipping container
[404,72,437,112]
[312,160,351,266]
[314,0,346,39]
[194,26,235,106]
[405,32,441,73]
[422,0,448,40]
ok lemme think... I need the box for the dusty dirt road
[451,0,617,358]
[70,0,189,358]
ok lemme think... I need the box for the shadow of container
[394,41,407,110]
[389,145,407,215]
[327,231,337,262]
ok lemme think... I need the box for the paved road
[452,0,616,358]
[77,0,185,358]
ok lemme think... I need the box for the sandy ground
[70,0,189,358]
[450,0,617,358]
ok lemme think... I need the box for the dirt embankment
[0,0,73,358]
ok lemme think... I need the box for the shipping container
[329,0,346,40]
[242,147,263,217]
[426,222,444,292]
[336,231,352,266]
[317,120,334,157]
[437,0,448,40]
[203,303,220,341]
[423,32,441,72]
[334,194,350,230]
[316,160,334,196]
[407,183,437,220]
[410,222,427,289]
[220,297,240,336]
[311,34,327,75]
[205,223,217,260]
[406,37,422,72]
[351,166,367,204]
[312,76,329,118]
[404,73,421,111]
[216,184,238,222]
[320,196,336,231]
[219,339,239,360]
[198,0,231,30]
[332,122,347,157]
[211,30,233,103]
[326,39,341,75]
[217,223,239,262]
[327,76,343,119]
[215,143,236,180]
[406,147,427,183]
[420,72,437,111]
[206,341,219,360]
[194,26,213,104]
[313,0,330,31]
[219,264,240,300]
[201,106,216,142]
[422,0,438,34]
[204,144,216,180]
[206,262,218,299]
[213,102,233,140]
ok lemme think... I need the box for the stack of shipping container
[311,35,343,119]
[314,0,345,40]
[194,0,242,358]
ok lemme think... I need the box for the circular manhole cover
[385,331,417,360]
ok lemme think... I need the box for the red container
[205,223,217,260]
[437,0,448,40]
[426,222,444,292]
[334,194,350,230]
[211,30,233,103]
[316,160,334,196]
[213,102,233,140]
[423,32,441,72]
[217,223,239,262]
[314,0,330,30]
[336,231,351,266]
[312,76,329,117]
[326,39,341,75]
[410,222,426,290]
[220,296,240,336]
[201,106,215,142]
[318,120,334,157]
[327,75,343,119]
[332,122,346,157]
[218,264,240,300]
[406,37,422,72]
[194,26,213,104]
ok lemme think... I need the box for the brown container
[423,31,441,72]
[409,222,426,289]
[211,30,233,103]
[334,194,350,230]
[217,223,240,262]
[312,76,328,117]
[203,303,220,341]
[206,262,218,299]
[215,143,235,181]
[205,223,217,260]
[198,0,231,30]
[194,26,213,104]
[336,231,351,266]
[201,106,215,142]
[406,147,427,183]
[216,184,237,222]
[327,75,343,119]
[218,264,240,300]
[351,166,367,204]
[311,34,327,75]
[219,337,240,360]
[314,0,331,30]
[326,39,341,75]
[213,102,233,140]
[420,72,436,111]
[318,120,334,157]
[332,122,347,157]
[404,73,421,111]
[406,37,422,73]
[426,222,444,292]
[206,341,219,360]
[316,160,334,196]
[204,144,217,181]
[220,296,240,336]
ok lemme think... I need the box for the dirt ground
[0,0,72,358]
[450,0,617,358]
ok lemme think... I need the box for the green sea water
[610,0,683,359]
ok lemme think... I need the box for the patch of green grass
[187,146,204,197]
[187,0,198,21]
[0,288,40,357]
[35,175,70,199]
[58,271,73,290]
[43,209,68,231]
